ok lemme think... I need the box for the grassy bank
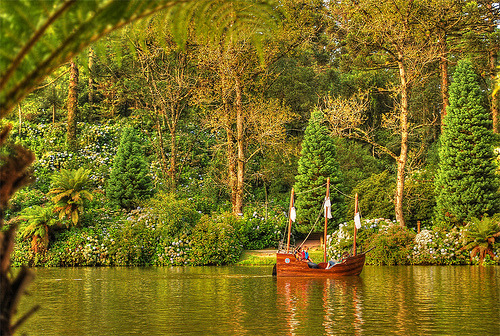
[236,247,325,265]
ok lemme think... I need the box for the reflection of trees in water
[277,277,365,335]
[362,266,500,335]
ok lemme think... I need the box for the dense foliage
[327,217,499,266]
[2,1,500,271]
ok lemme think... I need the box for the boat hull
[275,252,365,277]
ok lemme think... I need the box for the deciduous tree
[328,0,444,226]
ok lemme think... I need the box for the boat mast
[324,177,330,263]
[286,188,294,253]
[353,193,358,256]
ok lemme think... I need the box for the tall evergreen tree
[435,60,499,225]
[107,127,154,210]
[294,109,345,233]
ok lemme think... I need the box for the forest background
[1,0,500,270]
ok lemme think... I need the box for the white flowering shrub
[237,207,285,250]
[326,218,394,261]
[411,229,468,265]
[44,227,113,267]
[155,234,192,266]
[11,121,121,194]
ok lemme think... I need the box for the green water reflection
[17,266,500,335]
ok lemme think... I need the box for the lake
[16,265,500,335]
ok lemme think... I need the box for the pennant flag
[324,197,332,219]
[354,212,361,229]
[290,206,296,222]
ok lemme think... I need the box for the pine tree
[107,127,154,210]
[294,109,346,233]
[435,60,499,225]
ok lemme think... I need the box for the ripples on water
[17,265,500,335]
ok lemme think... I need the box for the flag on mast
[354,212,361,229]
[290,207,296,222]
[324,197,332,219]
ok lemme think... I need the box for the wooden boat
[275,252,365,277]
[274,178,367,277]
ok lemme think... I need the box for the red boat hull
[275,252,365,277]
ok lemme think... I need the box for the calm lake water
[16,265,500,335]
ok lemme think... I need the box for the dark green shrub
[190,213,243,265]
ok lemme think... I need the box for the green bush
[46,227,111,267]
[108,218,159,266]
[5,187,47,220]
[350,171,395,220]
[190,213,243,265]
[364,224,415,265]
[154,233,192,266]
[143,192,201,237]
[11,238,33,267]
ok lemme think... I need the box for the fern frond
[1,0,278,116]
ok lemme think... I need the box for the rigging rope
[294,183,327,195]
[295,198,326,252]
[329,183,355,200]
[278,181,364,252]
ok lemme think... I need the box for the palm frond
[51,189,74,203]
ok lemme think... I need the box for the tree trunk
[169,112,177,191]
[396,57,408,227]
[234,74,244,216]
[439,35,449,132]
[88,47,95,111]
[155,106,169,181]
[18,104,21,137]
[67,59,79,151]
[487,2,498,133]
[490,49,498,133]
[227,127,238,212]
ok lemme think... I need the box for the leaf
[71,211,79,225]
